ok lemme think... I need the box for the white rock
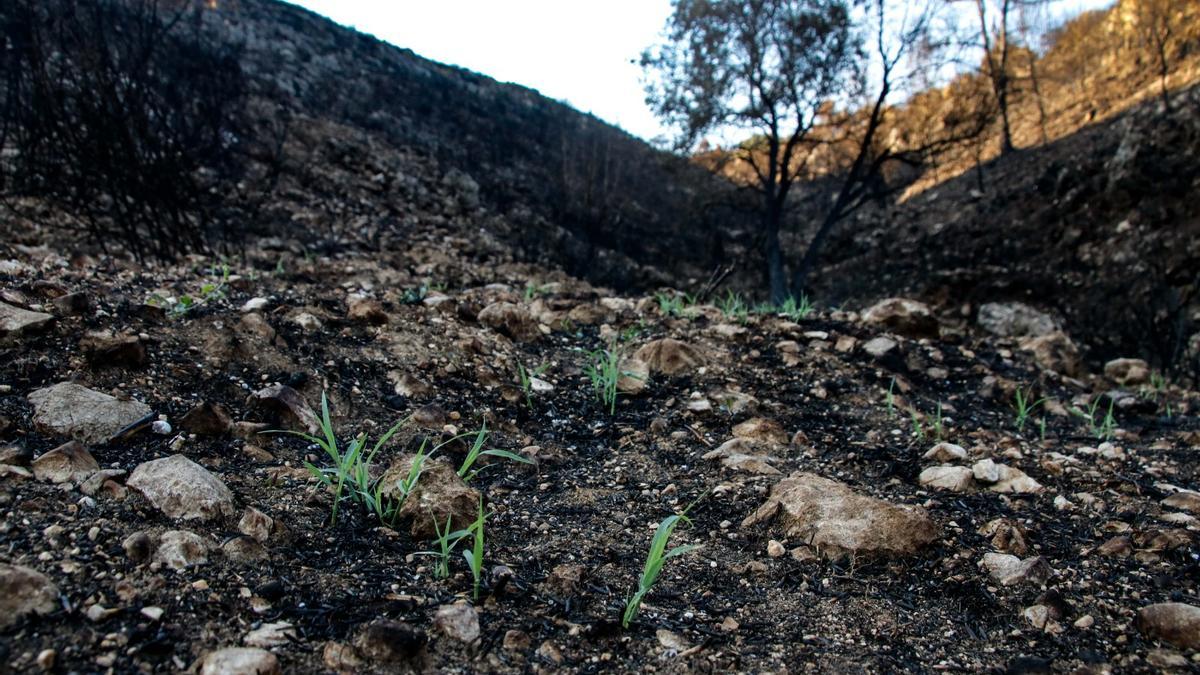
[1103,358,1150,386]
[0,300,54,340]
[154,530,209,570]
[31,441,99,485]
[244,621,296,648]
[972,459,1002,483]
[862,336,897,358]
[128,455,235,521]
[434,602,480,644]
[990,465,1043,494]
[28,383,152,444]
[923,442,967,463]
[977,302,1057,337]
[241,297,269,313]
[199,647,280,675]
[742,472,939,558]
[979,552,1052,586]
[918,465,975,492]
[290,312,323,331]
[1136,603,1200,650]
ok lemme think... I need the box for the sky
[287,0,1114,143]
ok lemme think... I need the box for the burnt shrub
[0,0,270,260]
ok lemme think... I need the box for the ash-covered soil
[0,229,1198,673]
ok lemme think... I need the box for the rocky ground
[0,233,1198,674]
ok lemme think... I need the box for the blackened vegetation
[219,0,750,288]
[0,0,281,261]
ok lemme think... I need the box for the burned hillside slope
[201,0,743,288]
[809,86,1200,378]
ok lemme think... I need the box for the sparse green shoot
[418,513,471,580]
[779,293,814,321]
[1013,386,1045,433]
[886,377,897,418]
[463,497,489,601]
[524,281,553,301]
[622,503,701,629]
[931,403,945,441]
[147,265,229,317]
[391,438,430,505]
[910,409,926,441]
[584,345,629,415]
[1070,397,1118,441]
[455,423,534,482]
[655,291,697,319]
[717,290,749,323]
[517,362,550,410]
[275,392,409,526]
[1098,399,1117,441]
[1142,372,1168,403]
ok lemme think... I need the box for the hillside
[203,0,746,290]
[0,0,1198,673]
[675,0,1200,377]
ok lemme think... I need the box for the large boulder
[0,564,60,629]
[633,338,705,376]
[127,455,236,521]
[977,302,1058,338]
[861,298,938,338]
[28,383,152,444]
[742,472,940,558]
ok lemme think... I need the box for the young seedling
[655,292,683,317]
[718,290,749,324]
[885,377,897,418]
[910,409,926,442]
[392,438,431,504]
[931,403,945,441]
[1013,386,1045,433]
[622,503,701,629]
[524,281,553,302]
[1142,372,1168,403]
[620,320,649,343]
[277,392,408,526]
[463,496,489,601]
[1097,399,1117,441]
[147,265,230,318]
[1070,397,1118,441]
[418,512,471,580]
[455,423,534,482]
[780,293,814,321]
[655,291,697,319]
[584,345,625,415]
[516,363,550,410]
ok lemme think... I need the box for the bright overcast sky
[287,0,673,141]
[286,0,1112,143]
